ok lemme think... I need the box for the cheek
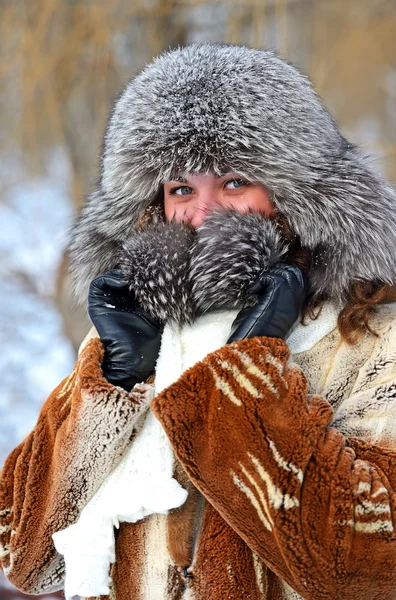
[238,187,274,216]
[164,195,175,221]
[164,195,195,223]
[164,195,184,222]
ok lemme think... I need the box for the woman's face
[163,172,275,229]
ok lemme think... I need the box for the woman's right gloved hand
[88,269,163,391]
[227,264,307,343]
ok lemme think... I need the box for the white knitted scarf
[53,303,338,599]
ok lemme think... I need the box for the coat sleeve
[151,334,396,600]
[0,337,153,595]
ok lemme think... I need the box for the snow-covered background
[0,156,77,598]
[0,151,76,461]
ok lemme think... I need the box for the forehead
[164,171,244,183]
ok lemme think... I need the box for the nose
[190,188,219,229]
[190,209,208,229]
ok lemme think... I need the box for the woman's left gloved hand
[227,264,307,343]
[88,269,163,391]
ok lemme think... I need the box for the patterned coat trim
[152,323,396,600]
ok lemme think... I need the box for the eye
[170,185,194,196]
[224,178,249,190]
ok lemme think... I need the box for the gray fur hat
[69,43,396,303]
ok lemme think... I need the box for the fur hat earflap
[190,211,286,314]
[117,211,286,324]
[120,219,195,323]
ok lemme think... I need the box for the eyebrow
[166,173,240,184]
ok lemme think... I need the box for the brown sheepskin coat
[1,303,396,600]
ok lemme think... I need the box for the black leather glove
[227,264,307,343]
[88,269,163,391]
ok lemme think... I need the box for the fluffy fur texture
[190,211,286,314]
[68,43,396,305]
[120,220,195,323]
[119,211,286,323]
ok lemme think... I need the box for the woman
[1,43,396,600]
